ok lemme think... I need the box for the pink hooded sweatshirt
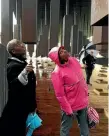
[48,47,89,115]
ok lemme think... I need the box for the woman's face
[58,48,69,62]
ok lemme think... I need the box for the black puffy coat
[0,58,36,136]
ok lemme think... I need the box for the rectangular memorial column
[70,25,78,56]
[0,44,8,116]
[12,0,16,16]
[13,25,19,39]
[82,36,87,46]
[63,15,72,52]
[42,25,49,56]
[22,0,38,43]
[93,26,108,57]
[37,25,49,57]
[49,0,60,48]
[1,0,13,45]
[16,0,22,40]
[37,35,43,57]
[77,31,83,54]
[27,44,34,57]
[0,0,12,116]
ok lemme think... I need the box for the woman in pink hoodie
[48,46,89,136]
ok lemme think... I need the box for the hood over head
[48,46,65,65]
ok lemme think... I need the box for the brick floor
[33,65,108,136]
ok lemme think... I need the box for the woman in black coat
[0,39,37,136]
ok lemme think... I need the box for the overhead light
[87,36,93,42]
[13,12,17,25]
[58,43,61,47]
